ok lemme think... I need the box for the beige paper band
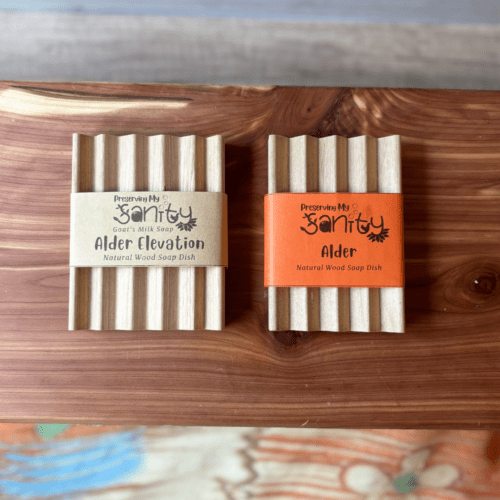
[70,191,227,267]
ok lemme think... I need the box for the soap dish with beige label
[69,134,227,331]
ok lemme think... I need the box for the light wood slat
[101,135,118,331]
[178,135,206,331]
[68,134,81,331]
[89,134,105,330]
[283,135,321,331]
[146,135,165,331]
[132,135,149,331]
[193,137,206,331]
[205,135,225,330]
[378,135,405,333]
[177,135,196,331]
[289,135,309,331]
[113,135,136,330]
[318,136,348,332]
[268,135,290,332]
[68,133,79,331]
[347,136,375,332]
[69,133,92,331]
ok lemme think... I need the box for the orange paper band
[264,193,404,288]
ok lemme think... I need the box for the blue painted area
[0,429,145,499]
[0,0,499,24]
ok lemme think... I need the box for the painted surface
[0,0,499,24]
[0,425,500,499]
[0,428,144,498]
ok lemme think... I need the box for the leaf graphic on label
[367,228,390,243]
[176,217,197,232]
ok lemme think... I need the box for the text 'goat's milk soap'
[265,135,404,333]
[69,134,227,331]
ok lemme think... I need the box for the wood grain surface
[6,14,500,91]
[1,82,500,428]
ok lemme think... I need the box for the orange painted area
[0,423,135,446]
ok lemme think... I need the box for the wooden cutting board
[1,82,499,428]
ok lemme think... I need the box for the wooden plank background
[1,82,500,428]
[3,13,500,90]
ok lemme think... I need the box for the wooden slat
[289,136,312,331]
[132,135,149,331]
[114,135,136,331]
[205,135,225,331]
[101,135,118,331]
[89,134,105,331]
[347,136,373,332]
[69,134,92,331]
[178,135,206,331]
[318,136,348,331]
[268,135,290,332]
[378,135,405,333]
[146,135,165,331]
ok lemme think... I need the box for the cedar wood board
[0,82,499,428]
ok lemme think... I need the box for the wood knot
[430,261,500,313]
[470,273,496,295]
[273,331,307,347]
